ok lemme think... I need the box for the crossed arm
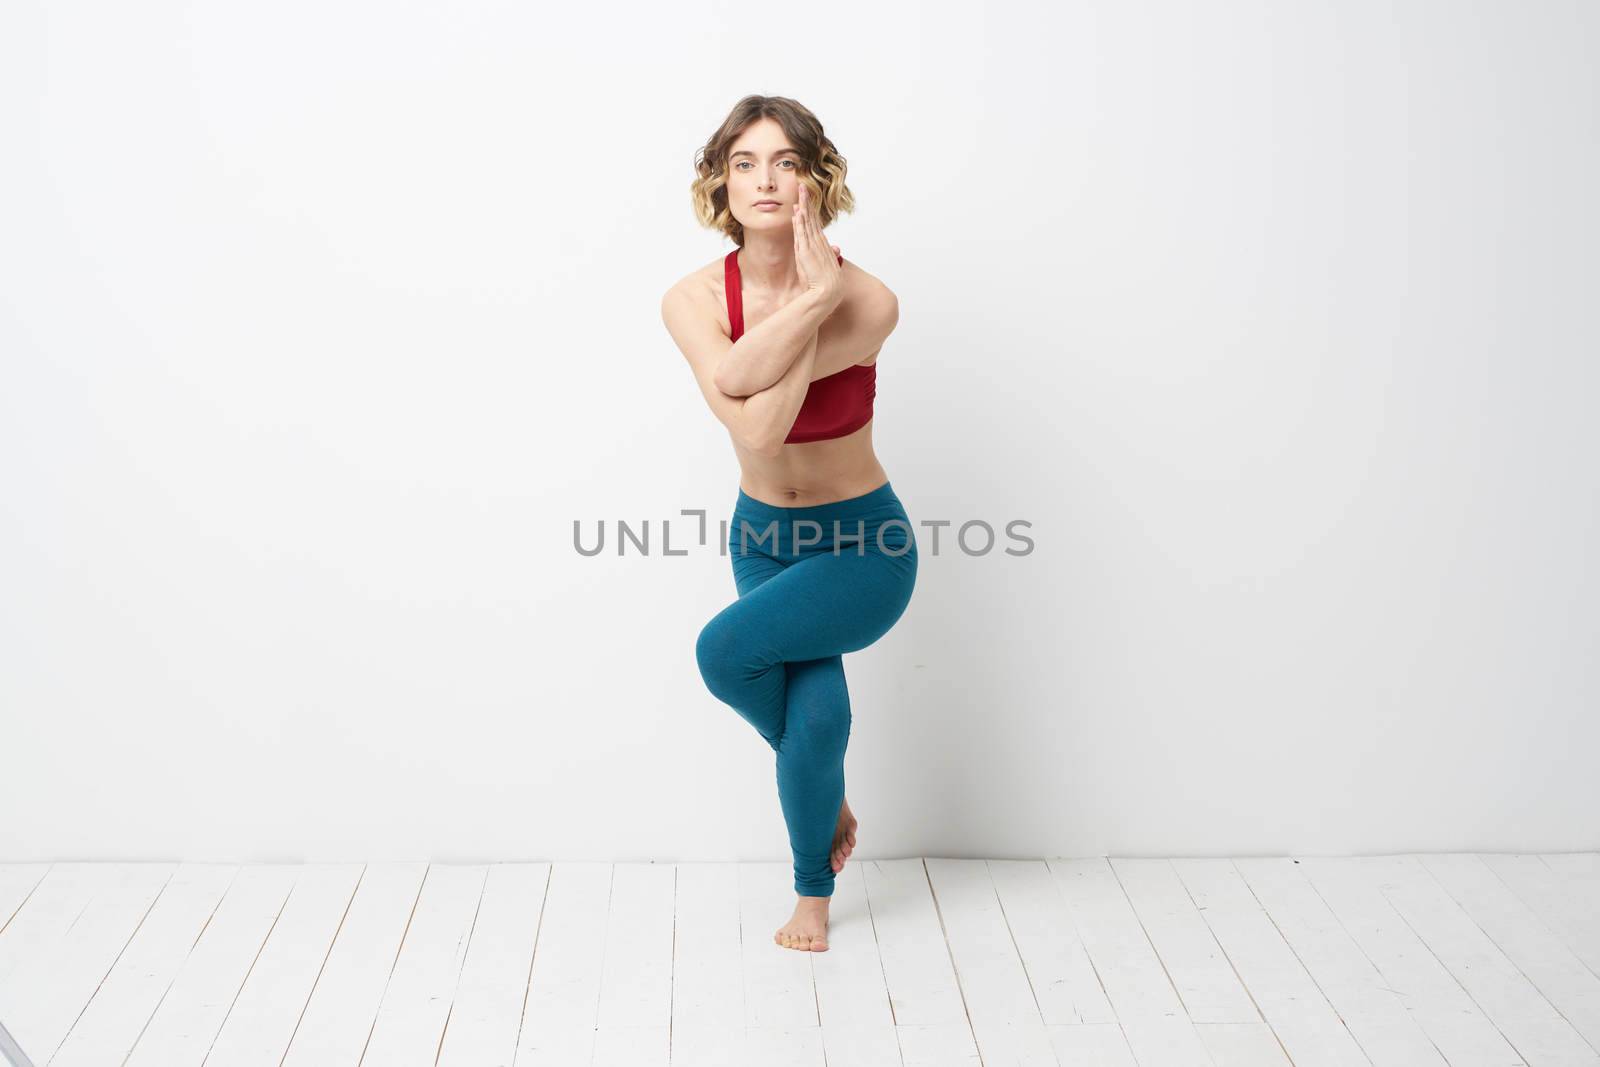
[661,269,899,457]
[712,273,900,398]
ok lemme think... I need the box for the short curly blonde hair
[690,95,855,247]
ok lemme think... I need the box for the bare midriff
[733,415,890,507]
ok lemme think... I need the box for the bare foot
[775,895,830,951]
[830,797,858,874]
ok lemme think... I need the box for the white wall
[3,0,1595,863]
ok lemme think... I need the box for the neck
[737,229,800,292]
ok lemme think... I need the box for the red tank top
[724,248,876,444]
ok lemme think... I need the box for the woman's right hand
[792,183,843,311]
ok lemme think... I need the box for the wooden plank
[1047,858,1214,1067]
[741,1022,826,1067]
[0,864,113,988]
[893,1023,987,1066]
[866,858,972,1024]
[515,862,613,1065]
[1195,1022,1293,1065]
[1298,856,1524,1066]
[1483,855,1600,979]
[124,864,300,1065]
[50,864,238,1067]
[436,862,548,1066]
[0,863,173,1063]
[1422,853,1600,1053]
[812,863,901,1067]
[1233,857,1446,1066]
[204,863,364,1065]
[592,862,673,1066]
[0,865,50,935]
[1043,859,1187,1020]
[280,861,426,1065]
[669,861,747,1065]
[1372,854,1599,1065]
[362,864,489,1066]
[864,858,980,1064]
[1045,1022,1138,1064]
[737,861,824,1064]
[1124,1014,1226,1066]
[989,859,1116,1026]
[1171,860,1366,1067]
[925,858,1055,1064]
[1110,858,1257,1024]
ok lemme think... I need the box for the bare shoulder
[660,257,732,338]
[661,255,726,303]
[660,255,738,369]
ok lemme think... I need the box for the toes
[775,923,831,951]
[772,929,828,951]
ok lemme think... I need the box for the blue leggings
[695,480,918,897]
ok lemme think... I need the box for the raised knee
[695,615,744,697]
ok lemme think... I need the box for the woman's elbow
[713,363,752,399]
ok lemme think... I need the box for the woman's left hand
[792,183,844,310]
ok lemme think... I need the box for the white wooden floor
[1,855,1598,1066]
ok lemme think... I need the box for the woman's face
[726,118,808,234]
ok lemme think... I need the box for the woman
[660,96,918,952]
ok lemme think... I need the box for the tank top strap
[724,246,843,342]
[724,249,744,341]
